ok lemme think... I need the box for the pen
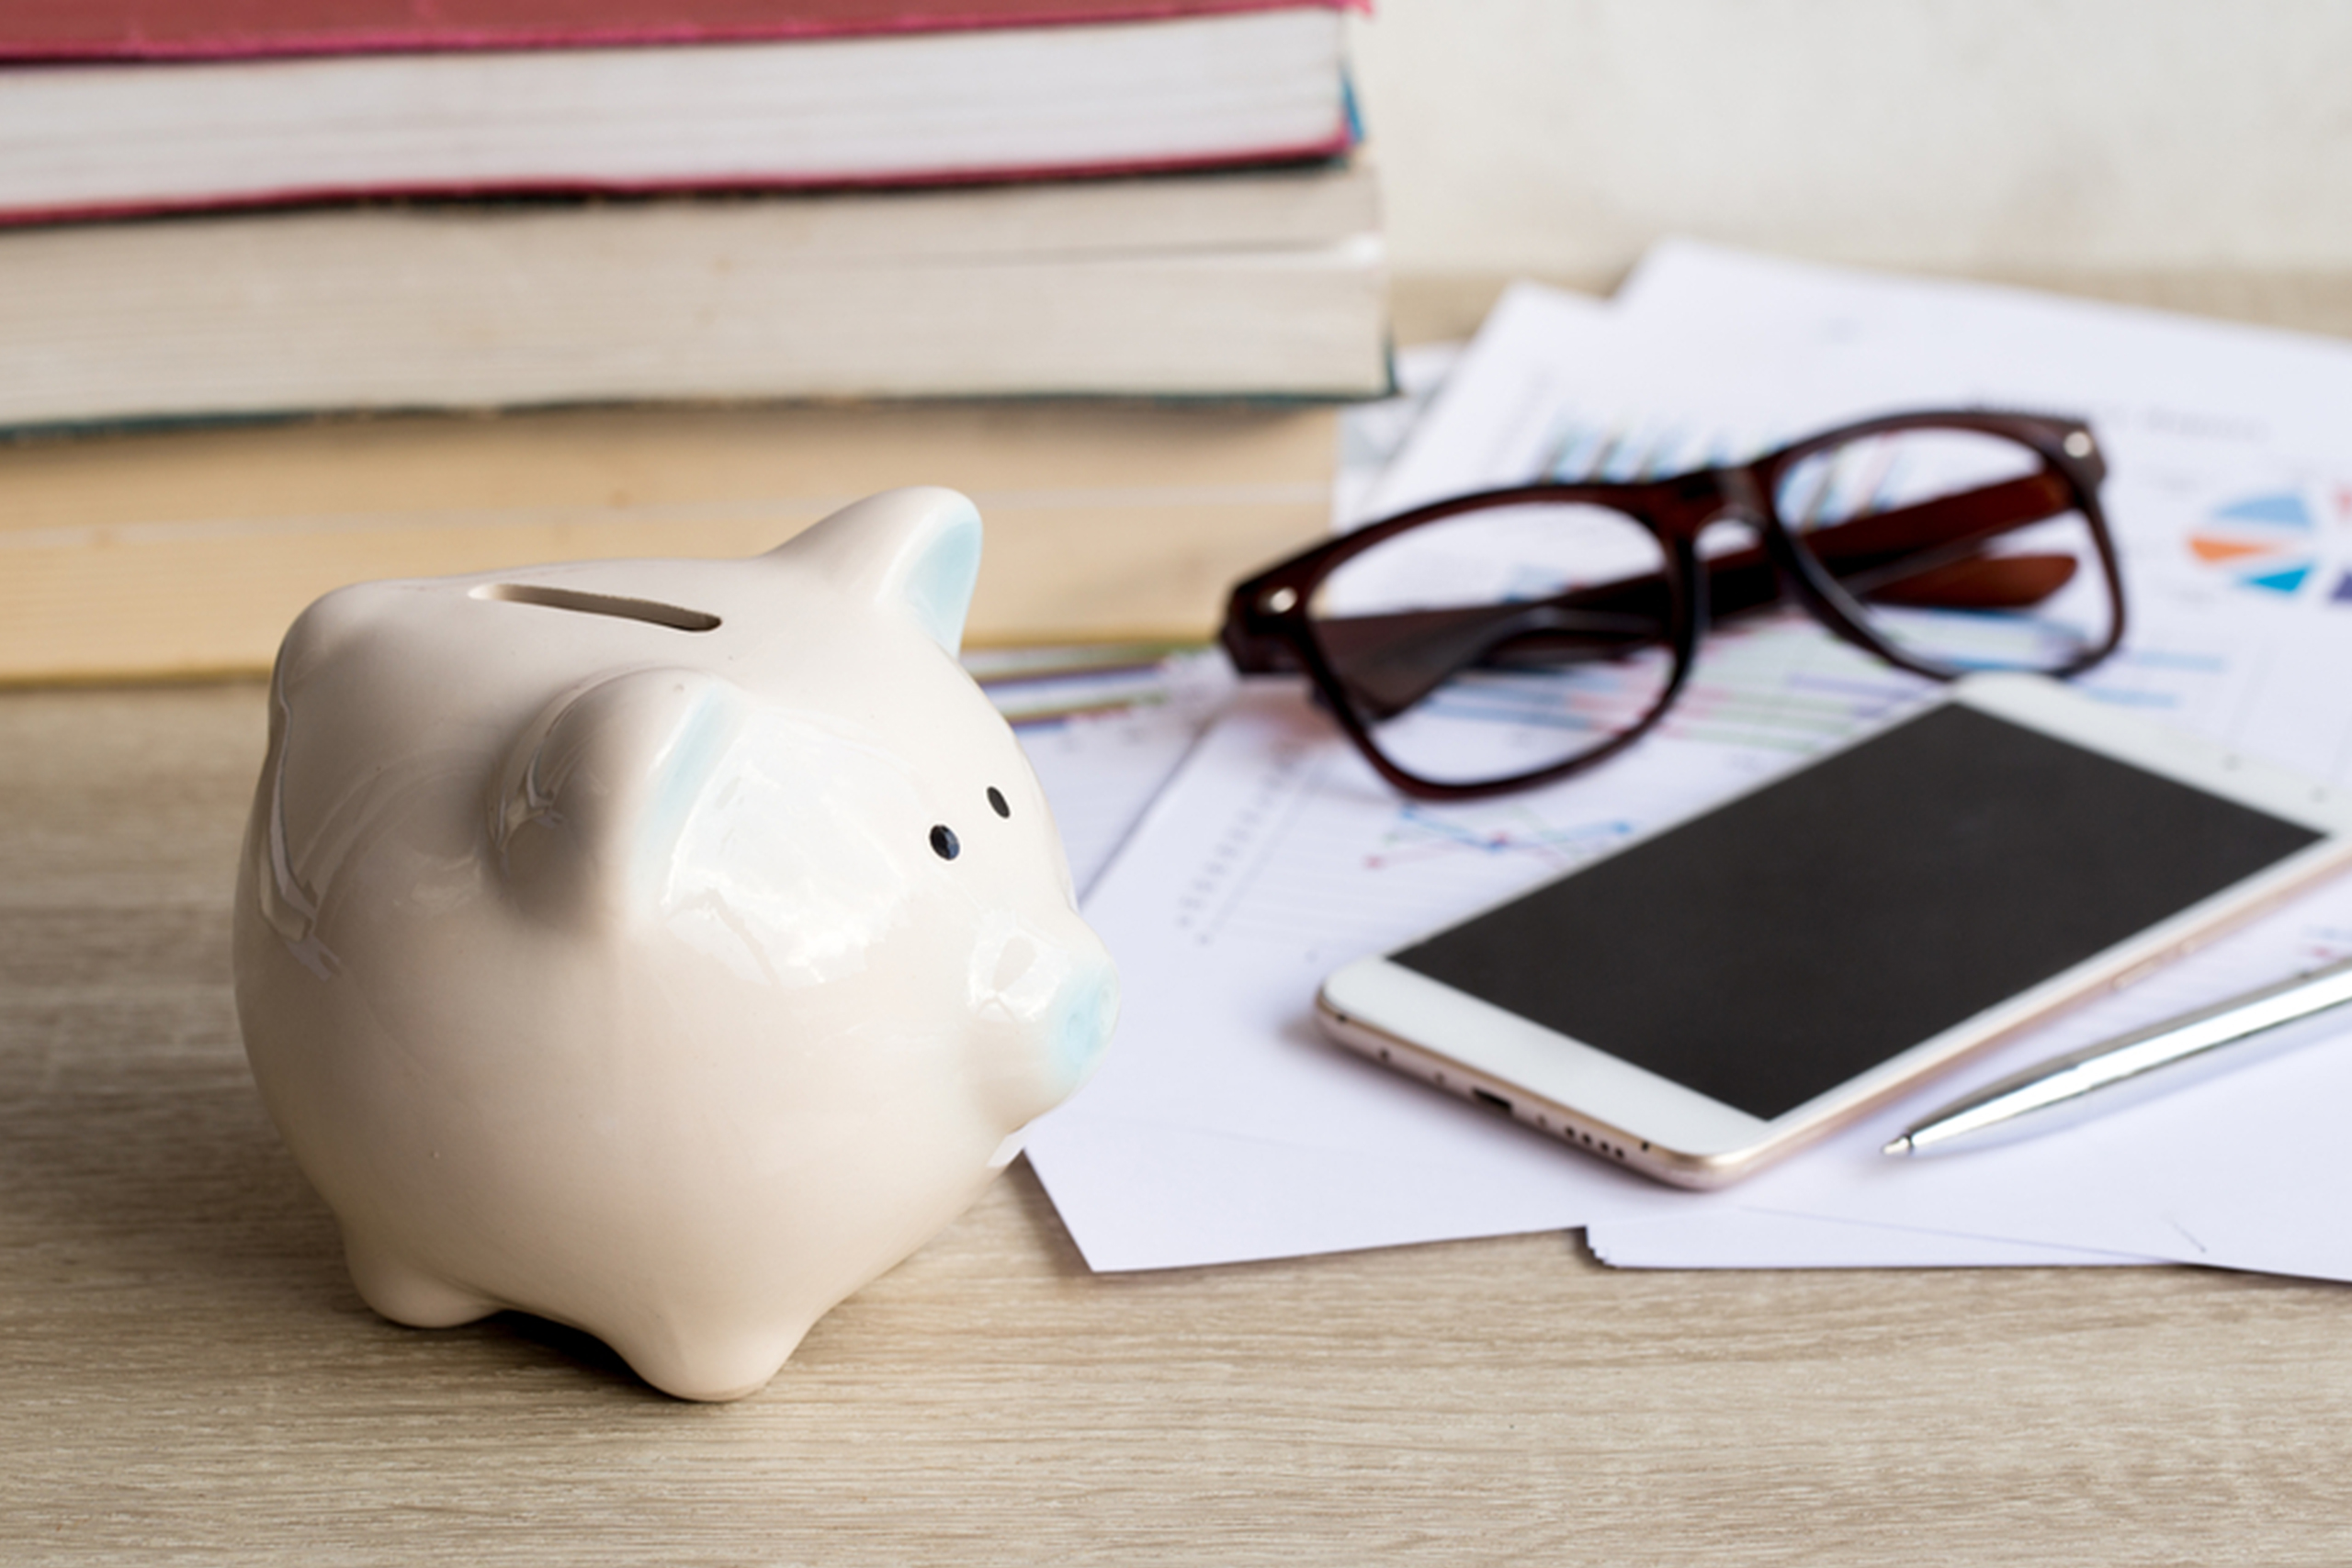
[1883,952,2352,1157]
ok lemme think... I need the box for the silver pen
[1884,952,2352,1156]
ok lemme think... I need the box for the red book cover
[0,0,1362,62]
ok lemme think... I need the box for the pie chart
[2187,491,2317,594]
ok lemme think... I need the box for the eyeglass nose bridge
[1643,462,1773,602]
[1645,466,1825,637]
[1658,464,1772,536]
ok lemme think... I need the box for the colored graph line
[1364,804,1632,871]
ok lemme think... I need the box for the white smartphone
[1317,673,2352,1189]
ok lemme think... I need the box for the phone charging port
[1470,1088,1514,1115]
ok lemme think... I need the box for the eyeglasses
[1221,409,2125,800]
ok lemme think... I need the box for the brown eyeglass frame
[1220,409,2126,801]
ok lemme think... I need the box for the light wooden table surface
[14,274,2352,1563]
[11,615,2352,1568]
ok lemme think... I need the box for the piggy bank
[232,488,1118,1401]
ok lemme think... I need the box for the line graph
[1364,802,1633,873]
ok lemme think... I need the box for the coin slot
[472,581,720,632]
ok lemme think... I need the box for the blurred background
[1358,0,2352,329]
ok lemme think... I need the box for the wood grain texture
[8,680,2352,1565]
[0,400,1336,683]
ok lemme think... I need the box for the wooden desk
[11,627,2352,1567]
[13,276,2352,1562]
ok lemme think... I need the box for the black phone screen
[1390,703,2321,1121]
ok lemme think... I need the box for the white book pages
[0,10,1348,216]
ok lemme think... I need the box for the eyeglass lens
[1305,500,1679,787]
[1775,425,2115,675]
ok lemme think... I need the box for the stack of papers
[1013,242,2352,1280]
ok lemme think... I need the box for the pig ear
[491,667,745,930]
[764,487,982,654]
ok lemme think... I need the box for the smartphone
[1317,674,2352,1189]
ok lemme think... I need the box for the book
[0,158,1386,427]
[0,397,1339,683]
[0,0,1351,56]
[0,0,1357,223]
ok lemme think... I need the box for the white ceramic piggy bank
[232,488,1117,1401]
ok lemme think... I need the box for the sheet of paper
[1367,266,2352,795]
[1613,238,2352,469]
[1028,244,2352,1278]
[1026,643,2352,1276]
[1377,274,2352,650]
[1026,682,1761,1270]
[1594,818,2352,1277]
[1023,610,1981,1270]
[1525,244,2352,1277]
[1585,1211,2160,1269]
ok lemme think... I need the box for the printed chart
[2183,483,2352,603]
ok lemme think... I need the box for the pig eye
[929,825,960,861]
[987,786,1011,818]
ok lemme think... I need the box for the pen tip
[1881,1134,1914,1157]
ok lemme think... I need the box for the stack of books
[0,0,1388,426]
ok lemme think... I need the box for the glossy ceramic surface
[232,488,1118,1401]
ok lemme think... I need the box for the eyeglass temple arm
[1705,468,2080,617]
[1224,466,2077,682]
[1254,466,2083,716]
